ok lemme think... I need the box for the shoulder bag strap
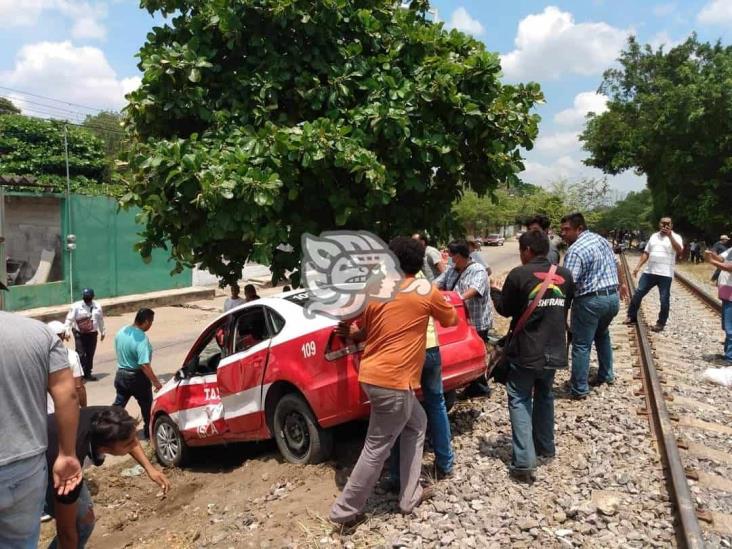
[512,264,558,338]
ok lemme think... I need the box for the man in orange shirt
[330,237,458,526]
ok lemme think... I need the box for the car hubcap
[283,412,309,458]
[157,423,180,463]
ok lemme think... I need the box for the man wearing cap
[625,216,683,332]
[65,288,105,381]
[47,321,87,412]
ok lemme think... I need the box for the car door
[217,305,272,435]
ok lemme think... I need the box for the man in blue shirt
[561,213,629,399]
[113,308,161,438]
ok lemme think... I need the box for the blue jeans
[46,483,95,548]
[627,273,673,326]
[0,453,47,548]
[390,348,453,481]
[506,364,556,472]
[723,300,732,362]
[571,293,620,396]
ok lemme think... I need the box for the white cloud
[534,131,581,155]
[697,0,732,26]
[648,31,684,50]
[0,0,107,40]
[554,91,609,126]
[72,15,106,40]
[448,7,485,36]
[500,6,629,81]
[521,156,646,192]
[1,41,138,115]
[653,3,676,17]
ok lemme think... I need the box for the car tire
[154,414,190,468]
[273,394,333,465]
[444,390,457,413]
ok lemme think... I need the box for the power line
[0,85,112,114]
[1,94,93,119]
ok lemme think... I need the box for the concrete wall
[4,195,62,283]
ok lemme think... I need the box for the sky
[1,0,731,194]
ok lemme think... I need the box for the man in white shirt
[624,217,683,332]
[223,283,246,312]
[65,288,105,381]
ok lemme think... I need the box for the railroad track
[620,253,731,548]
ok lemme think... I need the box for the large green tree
[0,114,109,191]
[581,36,732,238]
[0,97,21,115]
[121,0,542,285]
[83,111,126,159]
[594,189,653,234]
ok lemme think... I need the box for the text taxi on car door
[151,289,486,467]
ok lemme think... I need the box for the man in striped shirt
[561,213,629,399]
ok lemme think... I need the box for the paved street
[81,240,521,418]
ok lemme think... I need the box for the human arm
[707,254,732,272]
[433,269,448,290]
[633,252,650,277]
[335,321,366,342]
[64,305,75,333]
[130,441,170,494]
[664,230,683,255]
[616,259,630,302]
[95,305,105,340]
[430,289,458,327]
[490,271,521,318]
[47,365,82,496]
[460,266,487,302]
[140,364,162,391]
[53,500,79,549]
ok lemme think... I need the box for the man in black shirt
[46,406,170,548]
[490,230,574,483]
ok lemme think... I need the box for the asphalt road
[81,240,521,415]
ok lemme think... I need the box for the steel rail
[621,253,705,549]
[674,269,722,313]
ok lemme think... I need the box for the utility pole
[64,125,74,303]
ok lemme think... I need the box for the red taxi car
[151,290,486,467]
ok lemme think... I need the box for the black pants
[74,331,98,377]
[113,369,153,437]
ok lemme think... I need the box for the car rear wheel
[154,414,189,468]
[273,394,333,464]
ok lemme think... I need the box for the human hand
[148,468,171,494]
[154,380,163,392]
[100,334,105,342]
[619,283,630,303]
[53,454,82,496]
[336,322,358,339]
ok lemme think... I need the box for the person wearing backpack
[489,230,575,483]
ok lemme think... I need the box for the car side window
[266,307,285,337]
[187,320,230,375]
[233,307,270,354]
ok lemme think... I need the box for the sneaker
[570,393,588,401]
[589,376,615,387]
[650,324,665,332]
[330,513,366,532]
[83,374,98,381]
[622,318,637,325]
[400,486,434,514]
[509,469,535,484]
[434,466,453,480]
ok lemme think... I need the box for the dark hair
[389,236,425,276]
[560,212,586,230]
[134,308,155,325]
[231,283,240,292]
[244,284,257,294]
[519,229,550,256]
[447,239,470,259]
[90,407,138,448]
[527,214,550,231]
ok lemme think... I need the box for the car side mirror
[174,368,187,381]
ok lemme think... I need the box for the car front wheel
[273,394,333,464]
[154,414,189,468]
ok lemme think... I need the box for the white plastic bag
[702,367,732,387]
